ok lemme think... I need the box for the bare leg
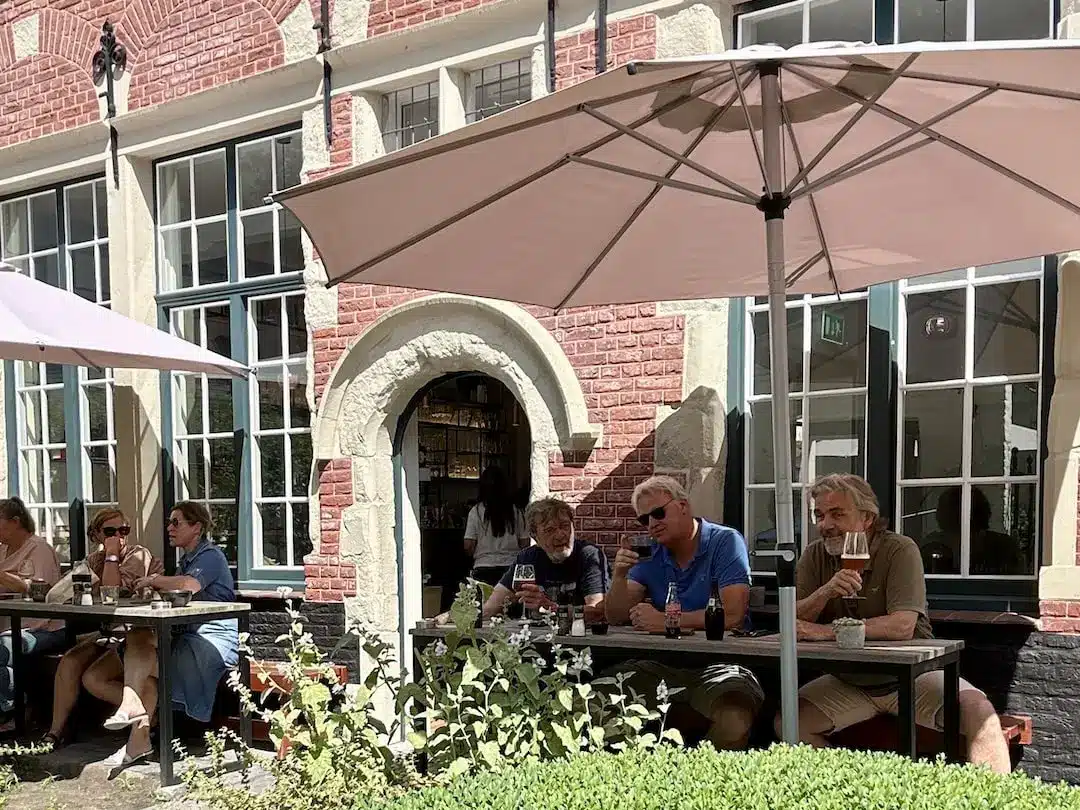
[49,640,105,739]
[81,651,124,707]
[775,699,834,748]
[125,674,157,757]
[706,694,758,750]
[115,629,158,720]
[959,690,1011,775]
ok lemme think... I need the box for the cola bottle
[664,582,682,639]
[705,583,725,641]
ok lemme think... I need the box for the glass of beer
[513,564,536,621]
[841,531,870,600]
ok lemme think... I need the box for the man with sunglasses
[605,476,762,750]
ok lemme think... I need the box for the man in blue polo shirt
[606,475,763,749]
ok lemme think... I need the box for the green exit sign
[820,311,846,346]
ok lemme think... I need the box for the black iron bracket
[93,21,126,187]
[314,0,333,145]
[596,0,608,75]
[546,0,557,93]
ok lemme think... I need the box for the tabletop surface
[0,597,251,620]
[412,625,963,665]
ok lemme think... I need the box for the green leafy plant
[370,744,1080,810]
[409,580,682,779]
[0,762,14,810]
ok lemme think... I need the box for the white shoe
[104,743,152,768]
[103,710,148,731]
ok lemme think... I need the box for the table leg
[238,613,252,747]
[10,616,22,737]
[897,670,917,760]
[156,621,175,787]
[943,661,961,763]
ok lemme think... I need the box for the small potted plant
[832,616,866,650]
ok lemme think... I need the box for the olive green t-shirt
[796,530,934,693]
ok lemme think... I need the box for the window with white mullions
[744,290,870,573]
[157,150,229,291]
[896,0,1054,43]
[170,302,240,566]
[250,293,312,568]
[382,82,439,153]
[237,134,304,279]
[738,0,875,47]
[466,58,532,123]
[897,258,1043,580]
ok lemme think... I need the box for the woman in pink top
[0,497,64,723]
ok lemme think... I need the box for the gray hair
[524,497,574,536]
[809,474,888,530]
[631,475,689,513]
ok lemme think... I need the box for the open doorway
[408,373,532,615]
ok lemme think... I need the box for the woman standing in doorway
[464,466,529,587]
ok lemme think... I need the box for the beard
[822,533,845,556]
[546,529,575,563]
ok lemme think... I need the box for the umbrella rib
[332,71,748,286]
[779,83,840,299]
[555,74,758,310]
[784,53,919,196]
[785,250,825,287]
[579,103,760,202]
[790,69,1080,219]
[729,62,770,194]
[566,156,756,203]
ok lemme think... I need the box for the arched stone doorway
[311,294,600,676]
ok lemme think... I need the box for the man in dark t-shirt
[480,497,609,623]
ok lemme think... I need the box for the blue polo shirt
[629,519,752,624]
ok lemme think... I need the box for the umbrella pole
[758,61,800,745]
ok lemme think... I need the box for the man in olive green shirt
[779,474,1011,775]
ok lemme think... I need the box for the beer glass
[841,531,869,600]
[513,564,536,621]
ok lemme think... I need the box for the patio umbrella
[273,39,1080,742]
[0,266,247,377]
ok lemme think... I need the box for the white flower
[433,640,449,657]
[275,585,294,599]
[656,679,670,704]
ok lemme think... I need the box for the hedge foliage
[373,745,1080,810]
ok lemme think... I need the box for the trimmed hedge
[373,745,1080,810]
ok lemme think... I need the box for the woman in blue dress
[87,500,238,766]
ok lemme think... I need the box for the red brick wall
[366,0,500,39]
[306,459,357,602]
[554,14,657,91]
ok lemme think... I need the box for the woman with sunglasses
[41,507,163,748]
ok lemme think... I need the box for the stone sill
[237,589,297,602]
[750,604,1038,628]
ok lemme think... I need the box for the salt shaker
[571,616,586,637]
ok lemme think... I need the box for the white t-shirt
[465,504,529,570]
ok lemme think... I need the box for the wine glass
[16,561,33,601]
[841,531,869,601]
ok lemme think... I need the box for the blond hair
[809,474,888,531]
[631,475,689,513]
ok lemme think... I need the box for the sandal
[40,731,65,751]
[103,710,149,731]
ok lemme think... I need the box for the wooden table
[0,598,252,786]
[411,625,963,762]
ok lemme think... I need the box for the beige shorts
[799,670,982,733]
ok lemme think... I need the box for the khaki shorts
[603,659,765,720]
[800,670,982,733]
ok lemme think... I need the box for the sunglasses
[636,499,675,527]
[101,526,131,538]
[166,518,187,528]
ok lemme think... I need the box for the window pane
[905,289,966,383]
[808,0,873,43]
[21,391,42,444]
[197,221,229,285]
[86,385,109,442]
[193,152,227,219]
[23,451,45,503]
[71,247,97,301]
[974,257,1042,279]
[906,268,968,287]
[972,483,1036,576]
[747,488,803,573]
[35,253,59,288]
[50,509,71,564]
[162,229,193,290]
[208,378,233,433]
[86,445,113,503]
[971,383,1039,477]
[741,3,802,47]
[902,485,959,575]
[205,305,232,357]
[809,300,866,391]
[752,309,803,395]
[211,503,238,567]
[259,435,286,497]
[289,369,311,429]
[901,388,963,479]
[45,364,63,385]
[49,449,67,501]
[100,246,110,301]
[31,193,57,251]
[279,209,304,274]
[180,440,206,499]
[258,373,284,430]
[158,162,191,225]
[276,135,302,191]
[255,298,283,361]
[260,503,287,566]
[95,181,108,238]
[46,389,65,444]
[973,280,1040,377]
[898,0,967,42]
[66,184,96,244]
[208,438,237,499]
[293,505,312,562]
[974,0,1050,40]
[242,212,275,278]
[2,199,28,256]
[286,296,306,358]
[749,398,803,484]
[238,140,273,211]
[175,375,203,435]
[292,433,312,497]
[806,395,864,479]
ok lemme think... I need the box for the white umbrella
[0,266,247,377]
[273,39,1080,742]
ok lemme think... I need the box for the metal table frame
[0,600,252,786]
[411,627,962,762]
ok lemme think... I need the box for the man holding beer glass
[783,473,1010,774]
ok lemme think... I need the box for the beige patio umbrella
[273,39,1080,743]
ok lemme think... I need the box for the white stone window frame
[737,0,877,46]
[465,57,533,123]
[155,150,230,293]
[743,290,871,573]
[896,261,1044,581]
[236,132,305,281]
[382,81,440,153]
[248,291,311,569]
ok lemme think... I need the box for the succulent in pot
[832,616,866,650]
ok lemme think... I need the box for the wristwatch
[105,555,120,563]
